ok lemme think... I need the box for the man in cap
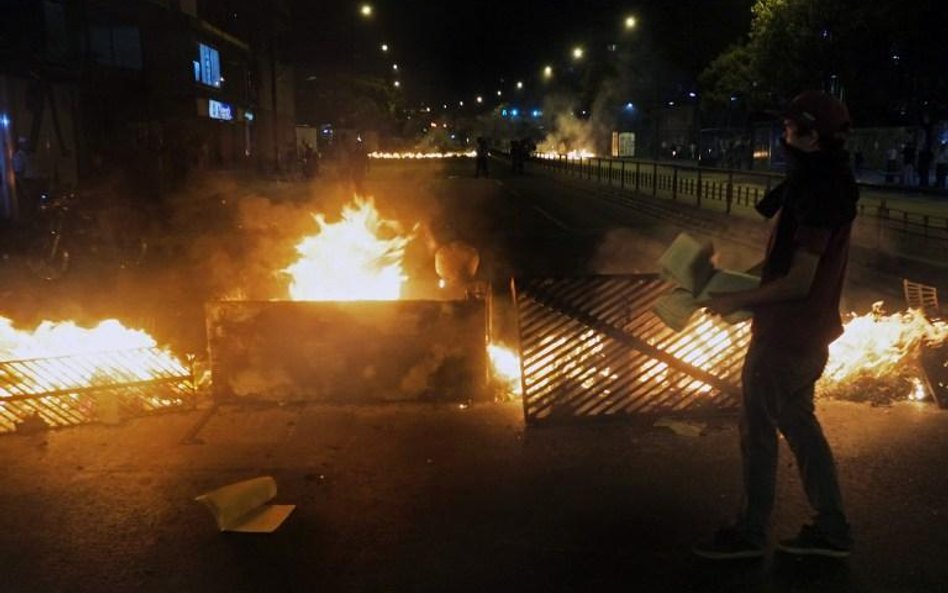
[693,91,857,560]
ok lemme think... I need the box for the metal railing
[0,347,195,433]
[533,154,948,258]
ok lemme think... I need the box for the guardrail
[533,154,948,258]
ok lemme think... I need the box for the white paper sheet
[195,476,295,533]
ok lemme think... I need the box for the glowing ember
[369,151,475,159]
[488,343,522,396]
[282,197,414,301]
[0,317,187,397]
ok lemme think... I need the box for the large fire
[369,151,475,159]
[0,317,187,397]
[282,197,414,301]
[818,302,948,402]
[496,303,948,402]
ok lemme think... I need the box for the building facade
[0,0,295,221]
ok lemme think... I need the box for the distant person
[917,145,933,187]
[349,138,369,195]
[884,145,899,183]
[12,137,37,222]
[694,91,856,560]
[902,140,916,185]
[301,141,318,179]
[511,139,527,175]
[474,137,489,178]
[934,143,948,189]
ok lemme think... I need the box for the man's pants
[738,339,851,547]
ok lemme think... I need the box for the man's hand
[703,292,745,317]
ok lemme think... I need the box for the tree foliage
[700,0,948,124]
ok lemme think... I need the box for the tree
[700,0,948,125]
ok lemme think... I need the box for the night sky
[290,0,753,105]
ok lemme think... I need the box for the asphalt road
[1,159,947,592]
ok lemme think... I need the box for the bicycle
[27,190,148,280]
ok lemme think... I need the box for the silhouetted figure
[474,137,489,178]
[694,91,856,561]
[918,146,933,187]
[12,137,38,222]
[934,144,948,189]
[884,145,899,183]
[301,141,318,179]
[902,141,917,185]
[349,138,369,195]
[511,140,527,175]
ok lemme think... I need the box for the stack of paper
[653,233,760,331]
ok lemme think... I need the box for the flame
[492,302,947,404]
[818,302,948,399]
[369,151,475,159]
[537,149,596,160]
[641,314,741,393]
[282,197,413,301]
[522,330,616,397]
[0,317,187,398]
[488,343,522,396]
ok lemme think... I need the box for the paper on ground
[195,476,295,533]
[654,417,706,438]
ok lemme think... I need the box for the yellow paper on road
[195,476,295,533]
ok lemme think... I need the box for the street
[0,159,947,591]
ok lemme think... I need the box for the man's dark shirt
[752,144,860,351]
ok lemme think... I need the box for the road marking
[495,178,571,230]
[531,205,571,230]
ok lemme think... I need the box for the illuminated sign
[209,99,233,121]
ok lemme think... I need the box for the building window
[195,43,222,88]
[90,25,142,70]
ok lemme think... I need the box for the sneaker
[776,524,851,558]
[693,527,765,560]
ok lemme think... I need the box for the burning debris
[281,197,416,301]
[505,274,948,414]
[0,317,192,431]
[369,151,475,159]
[488,344,522,397]
[818,302,948,405]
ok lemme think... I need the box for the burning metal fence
[514,274,751,424]
[0,347,195,433]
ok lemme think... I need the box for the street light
[476,96,483,104]
[380,43,389,52]
[359,4,373,17]
[572,46,584,60]
[496,90,502,97]
[543,65,553,79]
[393,80,401,88]
[392,63,398,71]
[624,15,637,30]
[516,81,523,90]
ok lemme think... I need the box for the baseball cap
[779,90,851,140]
